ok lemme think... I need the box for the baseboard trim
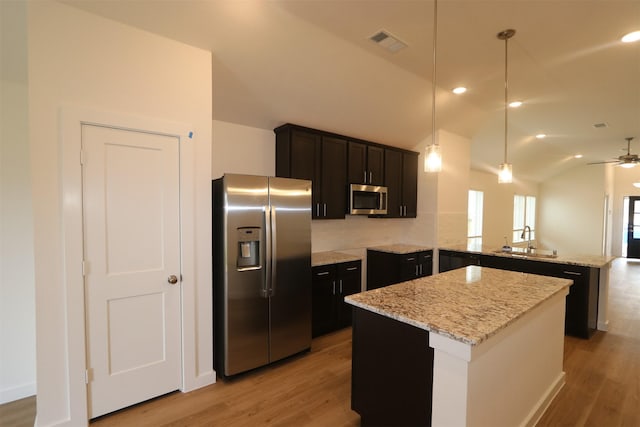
[0,382,36,405]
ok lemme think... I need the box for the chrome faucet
[521,225,534,253]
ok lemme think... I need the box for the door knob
[168,275,178,284]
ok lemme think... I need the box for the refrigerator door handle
[262,206,271,298]
[270,206,277,296]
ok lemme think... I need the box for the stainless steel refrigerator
[212,174,312,377]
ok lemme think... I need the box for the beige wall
[212,120,275,178]
[0,0,36,404]
[469,169,539,249]
[435,130,471,247]
[538,165,606,255]
[28,2,213,425]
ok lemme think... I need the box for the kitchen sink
[494,247,558,259]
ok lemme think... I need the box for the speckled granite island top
[312,251,361,267]
[368,244,433,254]
[345,266,572,346]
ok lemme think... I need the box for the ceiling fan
[588,137,638,168]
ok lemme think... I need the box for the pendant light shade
[425,143,442,172]
[498,163,513,183]
[424,0,442,173]
[497,28,515,184]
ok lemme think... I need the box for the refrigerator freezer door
[268,177,312,362]
[222,174,270,376]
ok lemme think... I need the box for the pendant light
[497,29,515,183]
[424,0,442,173]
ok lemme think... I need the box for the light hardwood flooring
[2,258,639,426]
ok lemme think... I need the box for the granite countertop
[440,244,615,268]
[345,266,572,346]
[368,244,433,255]
[312,251,362,267]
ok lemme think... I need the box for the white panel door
[82,124,181,418]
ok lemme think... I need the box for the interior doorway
[625,196,640,259]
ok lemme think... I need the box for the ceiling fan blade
[587,160,620,165]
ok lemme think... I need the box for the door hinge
[80,149,85,165]
[85,368,93,384]
[82,260,89,276]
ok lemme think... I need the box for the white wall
[538,165,606,255]
[611,166,640,257]
[0,0,36,404]
[469,170,539,249]
[28,2,213,425]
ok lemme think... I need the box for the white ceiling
[62,0,640,182]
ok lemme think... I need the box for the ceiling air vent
[593,122,608,129]
[369,29,407,53]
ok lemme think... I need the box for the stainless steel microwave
[349,184,388,215]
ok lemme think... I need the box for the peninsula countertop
[440,244,615,268]
[345,266,572,346]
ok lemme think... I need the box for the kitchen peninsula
[439,245,615,338]
[346,266,572,427]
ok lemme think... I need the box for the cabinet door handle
[315,203,320,217]
[563,271,582,276]
[332,280,336,295]
[419,264,423,275]
[363,171,367,183]
[339,279,343,294]
[399,206,403,216]
[323,203,327,217]
[415,265,419,276]
[404,206,407,216]
[369,171,373,183]
[316,271,330,276]
[406,257,416,261]
[346,266,358,271]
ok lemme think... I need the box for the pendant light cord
[503,33,509,164]
[432,0,438,147]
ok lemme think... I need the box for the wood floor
[2,258,639,426]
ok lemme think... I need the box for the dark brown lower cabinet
[312,260,361,337]
[351,307,433,427]
[367,249,433,290]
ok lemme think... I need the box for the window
[513,195,536,243]
[468,190,484,249]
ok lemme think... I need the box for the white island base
[431,289,568,427]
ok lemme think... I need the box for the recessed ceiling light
[574,154,583,159]
[452,87,467,94]
[509,101,523,108]
[535,133,546,139]
[621,31,640,43]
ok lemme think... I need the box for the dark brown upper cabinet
[275,123,418,220]
[348,141,384,186]
[384,149,418,218]
[275,125,347,219]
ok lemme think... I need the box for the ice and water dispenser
[236,227,262,271]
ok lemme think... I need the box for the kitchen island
[346,266,572,427]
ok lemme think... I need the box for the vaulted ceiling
[63,0,640,182]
